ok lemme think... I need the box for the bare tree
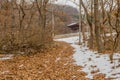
[94,0,103,53]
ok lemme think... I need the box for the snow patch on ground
[56,36,120,80]
[0,54,13,60]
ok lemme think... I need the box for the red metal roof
[67,22,79,31]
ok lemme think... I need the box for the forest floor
[0,41,88,80]
[0,36,119,80]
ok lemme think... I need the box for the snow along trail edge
[56,36,120,80]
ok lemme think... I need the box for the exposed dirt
[0,42,112,80]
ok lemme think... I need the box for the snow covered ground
[56,36,120,80]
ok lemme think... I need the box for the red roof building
[67,22,79,31]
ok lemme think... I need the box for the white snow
[56,36,120,80]
[0,54,13,60]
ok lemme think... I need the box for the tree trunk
[94,0,103,53]
[78,0,82,45]
[81,0,94,48]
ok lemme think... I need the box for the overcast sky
[26,0,79,8]
[55,0,79,8]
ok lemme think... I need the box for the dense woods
[0,0,80,54]
[0,0,54,54]
[0,0,119,64]
[74,0,120,54]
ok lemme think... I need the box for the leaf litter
[0,42,87,80]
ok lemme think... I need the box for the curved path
[56,36,120,80]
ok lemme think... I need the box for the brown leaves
[0,42,111,80]
[0,42,86,80]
